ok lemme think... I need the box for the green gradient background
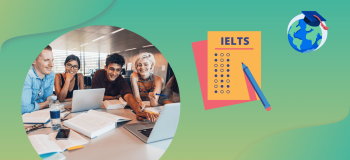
[1,0,349,160]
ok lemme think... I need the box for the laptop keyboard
[138,128,153,137]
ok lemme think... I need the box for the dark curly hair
[44,45,52,51]
[171,75,179,94]
[106,53,125,67]
[64,54,81,70]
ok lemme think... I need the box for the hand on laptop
[136,112,158,122]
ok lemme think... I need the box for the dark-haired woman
[54,55,84,102]
[158,75,180,105]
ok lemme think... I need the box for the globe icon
[287,14,328,53]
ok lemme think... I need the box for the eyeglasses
[66,63,79,70]
[25,124,46,134]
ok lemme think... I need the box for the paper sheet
[207,31,261,100]
[144,107,162,114]
[48,130,89,151]
[28,134,62,155]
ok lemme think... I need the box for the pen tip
[265,106,271,111]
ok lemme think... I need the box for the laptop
[123,103,180,143]
[71,88,105,112]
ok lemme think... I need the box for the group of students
[21,45,180,122]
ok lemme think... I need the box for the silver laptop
[123,103,180,143]
[71,88,105,112]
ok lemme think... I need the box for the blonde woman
[131,53,163,107]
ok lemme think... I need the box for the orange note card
[208,31,261,100]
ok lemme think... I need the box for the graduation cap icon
[302,11,329,30]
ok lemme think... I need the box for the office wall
[119,47,168,86]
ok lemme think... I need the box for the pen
[242,63,271,111]
[156,93,166,97]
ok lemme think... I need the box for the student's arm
[163,100,173,104]
[55,73,73,102]
[124,93,158,122]
[120,78,158,122]
[130,72,144,107]
[38,97,52,109]
[21,81,38,114]
[78,73,85,90]
[103,95,117,100]
[158,77,174,105]
[149,76,163,107]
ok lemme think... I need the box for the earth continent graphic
[288,18,323,53]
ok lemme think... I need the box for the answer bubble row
[214,53,231,57]
[214,74,230,78]
[214,79,230,83]
[214,69,230,72]
[214,90,230,94]
[214,64,230,67]
[214,59,230,62]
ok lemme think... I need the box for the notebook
[23,109,71,124]
[22,109,50,124]
[63,110,130,138]
[104,97,127,109]
[28,130,88,155]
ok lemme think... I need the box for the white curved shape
[315,21,327,50]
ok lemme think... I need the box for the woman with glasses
[54,55,84,102]
[131,53,163,107]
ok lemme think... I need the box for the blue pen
[242,63,271,111]
[156,93,166,97]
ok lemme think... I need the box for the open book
[28,130,89,155]
[63,110,130,138]
[104,97,127,109]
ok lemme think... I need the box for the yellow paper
[208,31,261,100]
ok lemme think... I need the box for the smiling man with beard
[91,53,158,122]
[21,45,55,114]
